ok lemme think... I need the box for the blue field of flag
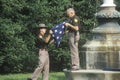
[51,21,66,48]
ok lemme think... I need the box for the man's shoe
[71,65,80,70]
[71,68,80,71]
[27,78,32,80]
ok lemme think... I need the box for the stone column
[101,0,116,7]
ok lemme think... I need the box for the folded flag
[51,21,66,48]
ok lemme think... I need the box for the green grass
[0,72,66,80]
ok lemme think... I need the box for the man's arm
[44,30,53,43]
[65,23,79,31]
[44,34,51,43]
[39,30,53,43]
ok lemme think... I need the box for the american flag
[51,21,66,48]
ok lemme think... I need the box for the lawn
[0,72,66,80]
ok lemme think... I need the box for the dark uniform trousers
[31,49,49,80]
[69,31,80,68]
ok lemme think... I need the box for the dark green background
[0,0,120,73]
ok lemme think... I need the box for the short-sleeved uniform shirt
[36,30,52,49]
[68,15,80,32]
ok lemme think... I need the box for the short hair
[66,8,75,14]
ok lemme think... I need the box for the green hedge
[2,0,118,73]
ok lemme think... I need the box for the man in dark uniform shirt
[65,8,80,70]
[28,23,53,80]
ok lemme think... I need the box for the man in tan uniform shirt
[65,8,80,70]
[28,23,53,80]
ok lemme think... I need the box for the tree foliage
[1,0,119,73]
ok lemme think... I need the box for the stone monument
[64,0,120,80]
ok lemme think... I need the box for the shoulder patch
[39,35,42,39]
[74,18,78,22]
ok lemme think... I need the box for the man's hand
[49,30,53,34]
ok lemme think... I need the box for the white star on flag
[55,30,58,33]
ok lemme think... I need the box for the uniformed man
[65,8,80,70]
[27,23,53,80]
